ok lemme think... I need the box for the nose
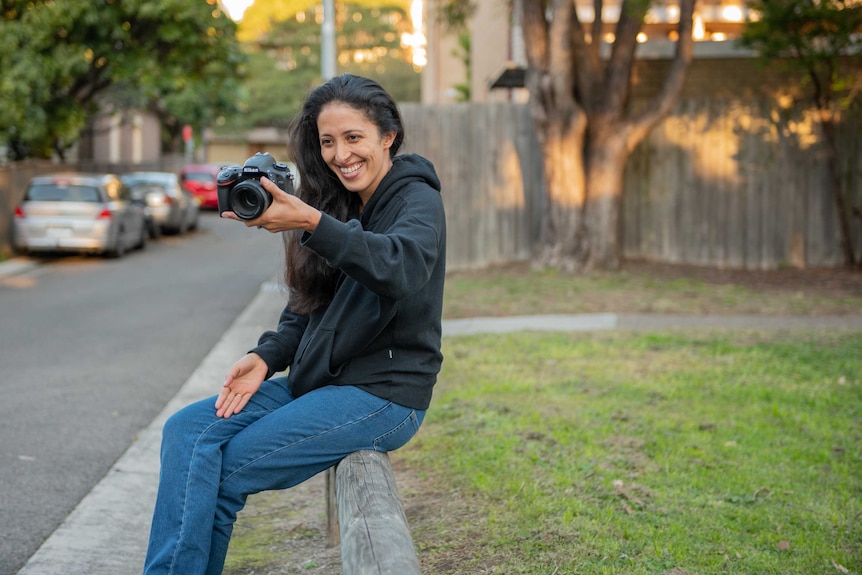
[333,142,351,164]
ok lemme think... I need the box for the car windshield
[129,183,167,197]
[125,174,172,186]
[183,172,216,183]
[26,184,100,202]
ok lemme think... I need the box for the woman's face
[317,102,396,206]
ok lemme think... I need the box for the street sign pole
[321,0,336,80]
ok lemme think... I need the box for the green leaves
[740,0,862,81]
[218,1,420,133]
[0,0,246,159]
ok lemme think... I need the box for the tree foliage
[740,0,862,92]
[226,0,420,131]
[740,0,862,265]
[237,0,412,43]
[0,0,245,160]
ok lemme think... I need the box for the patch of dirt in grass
[224,474,341,575]
[623,260,862,298]
[444,260,862,317]
[610,260,861,315]
[228,457,493,575]
[234,453,591,574]
[393,457,501,574]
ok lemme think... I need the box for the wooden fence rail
[327,451,421,575]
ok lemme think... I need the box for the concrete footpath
[5,257,862,575]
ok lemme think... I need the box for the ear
[382,131,397,150]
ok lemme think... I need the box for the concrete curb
[0,257,39,279]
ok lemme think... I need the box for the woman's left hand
[215,353,268,418]
[221,177,322,233]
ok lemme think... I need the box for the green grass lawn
[398,330,861,575]
[225,264,861,574]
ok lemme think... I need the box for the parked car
[123,171,200,236]
[13,173,147,258]
[179,163,222,209]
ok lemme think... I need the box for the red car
[179,164,222,209]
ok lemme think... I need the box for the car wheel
[149,220,162,240]
[137,225,148,250]
[107,237,125,259]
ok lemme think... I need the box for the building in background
[74,109,163,167]
[422,0,757,104]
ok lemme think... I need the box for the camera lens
[230,181,272,220]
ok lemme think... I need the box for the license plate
[46,227,73,238]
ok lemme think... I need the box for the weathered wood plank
[325,467,339,548]
[336,450,421,575]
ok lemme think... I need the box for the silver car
[122,172,200,236]
[13,173,148,258]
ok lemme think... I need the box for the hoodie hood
[361,153,441,222]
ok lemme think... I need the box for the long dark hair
[285,74,404,314]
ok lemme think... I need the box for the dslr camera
[217,152,294,220]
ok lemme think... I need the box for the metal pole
[321,0,336,80]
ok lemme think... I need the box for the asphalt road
[0,212,284,575]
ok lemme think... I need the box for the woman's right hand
[221,177,322,234]
[215,353,269,418]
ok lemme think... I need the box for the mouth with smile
[339,162,364,178]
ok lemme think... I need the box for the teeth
[341,162,363,175]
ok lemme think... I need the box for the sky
[221,0,255,21]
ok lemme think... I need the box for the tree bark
[582,126,627,269]
[817,109,858,266]
[538,111,589,268]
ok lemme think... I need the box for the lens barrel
[230,181,272,220]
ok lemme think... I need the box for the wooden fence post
[325,466,340,548]
[335,450,421,575]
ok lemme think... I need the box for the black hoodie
[250,154,446,410]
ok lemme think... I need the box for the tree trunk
[523,0,692,271]
[817,110,858,266]
[537,110,589,269]
[582,129,628,269]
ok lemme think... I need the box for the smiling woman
[142,74,446,575]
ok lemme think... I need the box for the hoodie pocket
[295,327,342,378]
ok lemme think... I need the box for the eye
[319,137,332,146]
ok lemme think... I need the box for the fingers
[221,210,266,230]
[260,176,292,195]
[214,382,232,411]
[260,176,278,193]
[216,390,252,419]
[214,354,266,418]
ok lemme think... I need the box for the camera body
[217,152,294,220]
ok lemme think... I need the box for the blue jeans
[143,378,425,575]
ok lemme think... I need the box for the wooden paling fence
[399,103,546,271]
[399,101,862,270]
[622,99,862,269]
